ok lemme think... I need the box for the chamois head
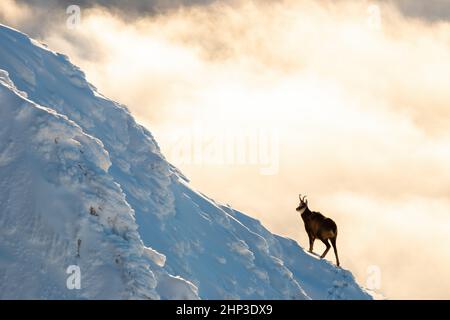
[296,194,308,212]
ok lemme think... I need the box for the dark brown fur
[296,195,340,266]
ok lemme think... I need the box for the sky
[1,0,450,299]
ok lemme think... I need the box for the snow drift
[0,24,372,300]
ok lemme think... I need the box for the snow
[156,274,199,300]
[0,23,372,300]
[143,246,166,268]
[0,75,154,299]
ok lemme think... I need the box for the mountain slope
[0,69,198,299]
[0,24,371,300]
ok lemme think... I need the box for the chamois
[296,194,340,267]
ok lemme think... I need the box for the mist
[1,0,450,299]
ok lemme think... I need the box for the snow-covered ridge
[0,24,372,299]
[0,61,198,300]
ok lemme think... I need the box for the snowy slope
[0,24,372,300]
[0,68,198,300]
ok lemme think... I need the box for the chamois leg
[308,234,315,253]
[330,236,340,267]
[320,239,331,259]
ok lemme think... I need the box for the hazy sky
[1,0,450,299]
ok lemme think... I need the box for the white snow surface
[0,24,372,300]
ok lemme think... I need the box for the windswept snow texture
[0,60,197,300]
[0,24,372,300]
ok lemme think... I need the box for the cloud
[15,0,219,13]
[12,0,450,21]
[388,0,450,21]
[1,0,450,299]
[1,0,221,37]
